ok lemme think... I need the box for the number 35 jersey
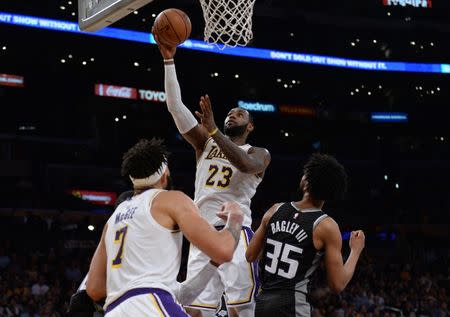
[194,138,262,228]
[260,202,328,294]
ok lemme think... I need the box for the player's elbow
[245,250,256,262]
[212,245,234,264]
[86,287,103,302]
[86,280,104,302]
[328,281,345,294]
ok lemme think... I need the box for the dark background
[0,1,448,316]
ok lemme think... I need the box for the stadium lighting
[384,175,388,181]
[88,225,95,231]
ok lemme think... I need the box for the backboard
[78,0,155,32]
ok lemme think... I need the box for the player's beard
[224,123,248,138]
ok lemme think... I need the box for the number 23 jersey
[194,138,262,227]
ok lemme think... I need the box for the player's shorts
[105,288,188,317]
[185,226,259,311]
[255,289,311,317]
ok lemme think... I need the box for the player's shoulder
[155,190,190,202]
[262,202,284,224]
[153,190,196,212]
[314,216,340,240]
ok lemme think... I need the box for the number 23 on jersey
[205,164,233,189]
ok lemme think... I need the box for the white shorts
[185,227,259,311]
[105,288,188,317]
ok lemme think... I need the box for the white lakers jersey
[104,189,182,308]
[194,138,262,227]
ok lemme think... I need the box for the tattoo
[225,218,242,246]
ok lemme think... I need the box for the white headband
[129,162,168,188]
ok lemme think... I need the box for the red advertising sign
[95,84,137,100]
[95,83,166,103]
[71,190,117,206]
[0,74,24,87]
[279,105,316,117]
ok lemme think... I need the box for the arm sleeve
[164,63,198,134]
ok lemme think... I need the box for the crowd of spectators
[310,255,448,317]
[0,215,448,317]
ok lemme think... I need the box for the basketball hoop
[199,0,256,49]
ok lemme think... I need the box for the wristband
[208,128,219,137]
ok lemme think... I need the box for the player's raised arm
[196,95,271,174]
[245,203,282,262]
[315,217,365,293]
[155,190,242,264]
[86,224,108,301]
[152,30,209,156]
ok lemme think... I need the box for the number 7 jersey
[194,138,262,227]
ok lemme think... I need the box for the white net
[200,0,256,48]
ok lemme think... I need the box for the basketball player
[85,138,244,317]
[67,191,134,317]
[245,154,365,317]
[152,31,271,317]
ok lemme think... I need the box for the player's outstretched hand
[195,95,218,134]
[216,202,244,224]
[152,27,177,60]
[349,230,365,254]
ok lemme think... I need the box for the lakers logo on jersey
[205,145,228,161]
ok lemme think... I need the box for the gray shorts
[255,289,311,317]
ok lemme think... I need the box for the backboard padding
[78,0,154,32]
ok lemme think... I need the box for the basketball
[153,8,192,46]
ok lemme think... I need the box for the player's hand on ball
[349,230,365,254]
[195,95,218,134]
[152,27,177,60]
[216,202,244,224]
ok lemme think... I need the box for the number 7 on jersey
[112,226,128,268]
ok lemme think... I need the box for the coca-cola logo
[95,83,166,103]
[107,86,133,98]
[95,84,137,100]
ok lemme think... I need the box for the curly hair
[303,153,348,201]
[121,138,169,179]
